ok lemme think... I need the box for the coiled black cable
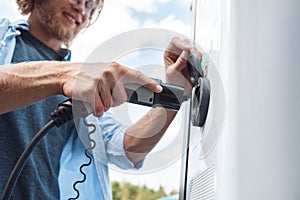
[1,99,92,200]
[68,117,96,200]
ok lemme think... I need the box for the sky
[0,0,195,194]
[70,0,193,62]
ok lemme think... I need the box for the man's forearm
[0,61,69,114]
[124,107,177,164]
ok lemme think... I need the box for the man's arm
[124,107,177,164]
[123,37,201,164]
[0,61,162,115]
[0,61,64,114]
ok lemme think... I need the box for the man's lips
[63,12,81,25]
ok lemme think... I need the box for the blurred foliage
[111,181,178,200]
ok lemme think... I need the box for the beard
[35,2,85,46]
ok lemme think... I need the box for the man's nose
[73,0,86,15]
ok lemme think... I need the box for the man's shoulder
[0,18,29,65]
[0,18,11,32]
[0,18,28,31]
[0,17,29,44]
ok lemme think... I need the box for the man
[0,0,199,199]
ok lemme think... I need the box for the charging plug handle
[124,81,184,111]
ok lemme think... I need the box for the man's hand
[61,62,163,117]
[164,37,202,96]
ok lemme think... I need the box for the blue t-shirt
[0,29,71,199]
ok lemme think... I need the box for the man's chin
[54,29,77,47]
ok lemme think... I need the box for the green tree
[169,189,179,196]
[111,181,122,200]
[111,181,176,200]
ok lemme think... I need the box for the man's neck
[27,16,63,53]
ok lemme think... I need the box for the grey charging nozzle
[124,80,184,111]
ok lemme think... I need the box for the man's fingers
[125,70,163,93]
[97,79,112,111]
[173,50,189,71]
[135,72,163,93]
[93,93,105,117]
[167,37,192,52]
[111,82,128,107]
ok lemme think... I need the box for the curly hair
[16,0,104,25]
[16,0,35,15]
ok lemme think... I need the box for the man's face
[34,0,93,43]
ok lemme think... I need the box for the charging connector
[125,80,184,110]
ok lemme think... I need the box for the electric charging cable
[0,99,91,200]
[68,117,96,200]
